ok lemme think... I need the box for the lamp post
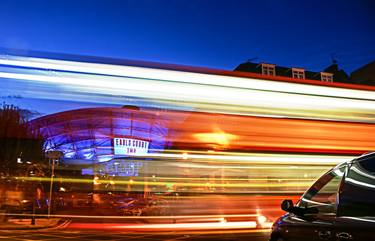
[45,151,62,218]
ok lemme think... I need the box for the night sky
[0,0,374,73]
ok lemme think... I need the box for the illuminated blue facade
[29,107,175,176]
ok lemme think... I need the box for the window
[338,154,375,217]
[321,72,333,82]
[292,68,305,79]
[358,154,375,173]
[298,164,346,214]
[261,64,276,76]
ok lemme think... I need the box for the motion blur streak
[97,221,258,230]
[19,152,353,193]
[1,213,262,220]
[1,55,375,100]
[1,55,375,122]
[2,54,375,234]
[166,112,375,153]
[68,223,272,233]
[20,176,314,188]
[146,151,354,164]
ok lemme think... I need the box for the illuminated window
[261,63,276,76]
[321,72,333,82]
[292,68,305,79]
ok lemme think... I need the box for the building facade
[350,60,375,85]
[234,60,375,86]
[234,61,349,84]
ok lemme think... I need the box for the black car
[270,152,375,241]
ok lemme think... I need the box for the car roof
[350,152,375,173]
[352,152,375,163]
[332,152,375,170]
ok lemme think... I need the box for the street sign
[45,150,63,159]
[113,138,149,156]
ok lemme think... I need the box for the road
[0,217,271,241]
[0,228,270,240]
[0,193,280,240]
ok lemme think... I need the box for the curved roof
[29,107,177,163]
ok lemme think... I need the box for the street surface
[0,228,270,240]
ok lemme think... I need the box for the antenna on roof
[247,57,259,63]
[331,53,338,64]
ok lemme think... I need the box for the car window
[298,164,346,214]
[358,155,375,173]
[339,155,375,217]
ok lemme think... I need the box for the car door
[334,216,375,241]
[335,155,375,241]
[281,213,335,241]
[284,164,346,241]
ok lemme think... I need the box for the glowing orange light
[193,129,237,147]
[182,152,189,160]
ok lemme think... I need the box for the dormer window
[261,63,276,76]
[321,72,333,82]
[292,68,305,79]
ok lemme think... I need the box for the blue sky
[0,0,374,73]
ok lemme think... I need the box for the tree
[0,103,45,176]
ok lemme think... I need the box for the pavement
[0,217,67,230]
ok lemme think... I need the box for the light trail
[13,151,351,193]
[3,213,272,230]
[1,55,375,122]
[143,151,354,165]
[0,213,262,219]
[19,176,314,188]
[2,54,373,234]
[67,222,262,231]
[1,55,375,100]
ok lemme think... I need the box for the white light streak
[142,152,354,165]
[1,55,375,122]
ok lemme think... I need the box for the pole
[143,176,148,198]
[31,198,35,225]
[48,159,55,218]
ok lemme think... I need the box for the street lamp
[45,150,63,218]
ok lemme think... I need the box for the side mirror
[281,199,294,212]
[281,199,319,217]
